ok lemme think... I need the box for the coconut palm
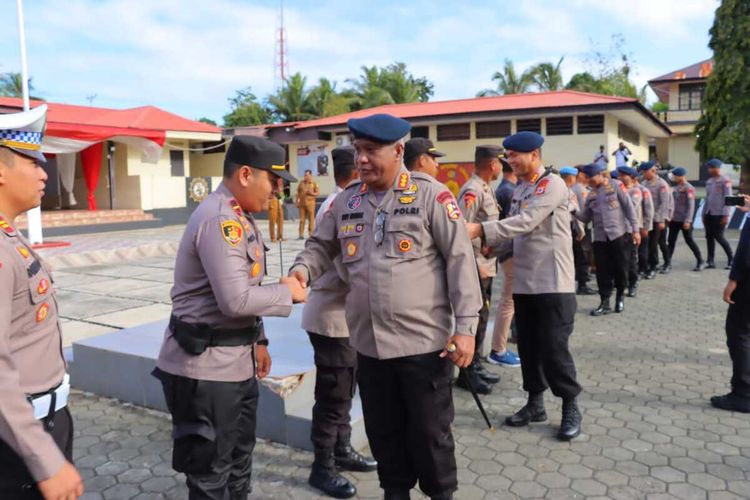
[532,57,565,91]
[0,72,40,99]
[267,73,317,122]
[477,59,536,96]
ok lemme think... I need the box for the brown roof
[648,59,714,84]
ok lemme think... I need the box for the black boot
[384,490,411,500]
[309,450,356,498]
[590,297,611,317]
[693,260,705,272]
[558,399,582,441]
[659,263,671,274]
[725,257,733,270]
[644,269,656,279]
[614,293,624,313]
[334,443,377,472]
[576,284,597,295]
[505,392,547,427]
[472,359,500,384]
[456,367,492,394]
[706,261,716,269]
[626,284,637,298]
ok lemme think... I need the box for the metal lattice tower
[274,0,289,87]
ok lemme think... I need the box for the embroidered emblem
[536,178,551,196]
[399,195,416,205]
[221,220,243,247]
[229,199,243,218]
[0,216,13,235]
[346,241,358,257]
[355,223,365,233]
[37,278,49,295]
[251,262,262,278]
[397,173,409,189]
[463,192,477,208]
[359,183,368,193]
[398,239,412,252]
[36,303,50,323]
[17,246,30,259]
[347,195,362,210]
[402,183,418,195]
[437,191,461,221]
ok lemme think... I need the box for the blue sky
[0,0,717,123]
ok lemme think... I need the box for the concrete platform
[69,305,367,452]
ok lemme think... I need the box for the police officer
[668,167,704,271]
[153,136,307,499]
[467,131,583,441]
[640,161,671,277]
[0,106,85,500]
[290,113,482,500]
[617,166,651,297]
[702,158,734,269]
[634,176,654,279]
[570,166,596,295]
[576,163,640,315]
[297,169,320,239]
[456,145,505,394]
[301,145,376,499]
[268,189,284,242]
[716,194,750,413]
[404,137,444,177]
[560,167,589,289]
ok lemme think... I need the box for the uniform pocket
[384,217,423,259]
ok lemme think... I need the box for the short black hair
[334,162,357,184]
[223,158,242,178]
[502,161,513,173]
[305,169,312,175]
[405,154,419,171]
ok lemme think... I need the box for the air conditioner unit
[335,135,351,147]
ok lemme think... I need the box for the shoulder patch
[535,178,551,196]
[221,220,243,247]
[462,191,478,209]
[436,191,461,221]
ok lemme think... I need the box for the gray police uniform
[643,176,672,271]
[154,155,294,498]
[626,185,644,287]
[482,167,582,401]
[571,182,593,289]
[703,175,734,265]
[576,179,638,300]
[637,183,654,274]
[292,167,481,498]
[668,182,703,265]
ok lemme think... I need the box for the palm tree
[532,57,565,91]
[346,63,433,110]
[267,73,317,122]
[477,59,536,96]
[307,78,355,117]
[347,65,395,109]
[0,72,39,98]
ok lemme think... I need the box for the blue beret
[502,131,544,152]
[671,167,687,176]
[638,161,655,172]
[347,113,411,143]
[610,169,619,178]
[617,166,638,177]
[706,158,722,168]
[581,163,605,177]
[559,166,578,176]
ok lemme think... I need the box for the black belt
[169,315,261,355]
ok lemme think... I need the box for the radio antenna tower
[274,0,289,88]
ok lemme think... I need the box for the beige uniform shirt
[482,168,576,295]
[156,183,293,382]
[458,175,500,278]
[291,168,481,360]
[297,180,319,204]
[300,186,349,338]
[0,214,66,481]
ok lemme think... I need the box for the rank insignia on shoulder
[346,241,358,257]
[399,195,416,205]
[0,217,13,234]
[402,183,418,195]
[251,261,262,278]
[397,173,409,189]
[17,246,30,259]
[359,183,368,193]
[398,239,412,252]
[347,195,362,210]
[37,278,49,295]
[36,302,50,323]
[221,220,243,247]
[229,199,243,218]
[535,178,551,196]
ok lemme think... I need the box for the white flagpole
[17,0,44,244]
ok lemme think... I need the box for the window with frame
[475,120,511,139]
[516,118,541,134]
[577,114,604,134]
[678,83,705,110]
[436,123,470,141]
[546,116,573,136]
[410,126,429,139]
[617,121,640,146]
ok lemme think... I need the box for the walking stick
[447,343,495,432]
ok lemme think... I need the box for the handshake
[279,270,309,303]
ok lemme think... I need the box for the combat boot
[558,398,582,441]
[309,449,356,498]
[590,297,612,316]
[472,359,500,384]
[334,442,377,472]
[614,293,625,313]
[505,392,547,427]
[456,367,492,395]
[626,284,637,298]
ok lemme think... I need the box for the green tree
[532,57,565,91]
[0,72,42,99]
[695,0,750,190]
[307,78,354,117]
[477,59,535,96]
[570,34,639,98]
[222,87,271,127]
[267,73,317,122]
[197,117,217,126]
[565,71,605,93]
[347,63,434,110]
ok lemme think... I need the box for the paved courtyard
[45,225,750,499]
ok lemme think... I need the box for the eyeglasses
[374,209,387,246]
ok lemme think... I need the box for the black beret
[226,136,296,182]
[348,113,411,143]
[404,137,445,164]
[475,144,505,162]
[331,145,355,168]
[502,131,544,152]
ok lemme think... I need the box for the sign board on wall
[436,162,474,197]
[296,144,330,178]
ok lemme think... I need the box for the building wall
[669,135,701,180]
[190,152,224,178]
[125,141,190,210]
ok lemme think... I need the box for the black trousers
[573,228,593,285]
[726,280,750,398]
[627,238,639,287]
[357,351,456,498]
[705,215,734,263]
[648,224,669,269]
[475,277,493,360]
[638,232,650,274]
[513,293,582,400]
[667,221,703,263]
[0,407,74,499]
[308,332,357,451]
[592,235,630,298]
[154,369,259,500]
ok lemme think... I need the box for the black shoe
[626,286,637,298]
[710,393,750,413]
[725,258,733,270]
[614,295,624,313]
[334,445,377,472]
[706,261,716,269]
[644,270,656,279]
[309,451,357,498]
[384,490,411,500]
[456,369,492,395]
[472,361,501,385]
[693,261,705,272]
[659,264,671,274]
[558,399,582,441]
[590,298,611,317]
[505,394,547,427]
[576,285,597,295]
